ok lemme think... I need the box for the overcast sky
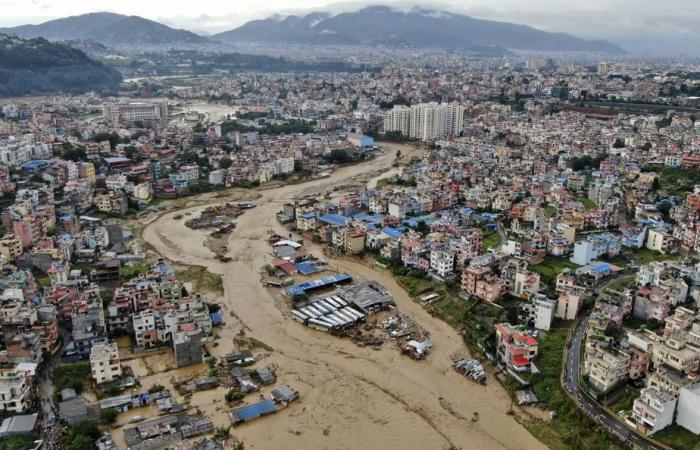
[1,0,699,55]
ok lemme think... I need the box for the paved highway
[563,283,670,449]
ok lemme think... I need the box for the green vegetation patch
[654,424,700,450]
[177,264,224,296]
[0,434,39,450]
[483,231,502,250]
[576,195,598,211]
[523,328,621,450]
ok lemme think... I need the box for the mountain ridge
[0,34,122,97]
[0,12,211,49]
[214,5,625,54]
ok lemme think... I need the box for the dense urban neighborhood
[0,4,699,450]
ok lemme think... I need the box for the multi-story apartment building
[556,286,585,320]
[632,387,676,435]
[382,105,410,135]
[102,102,168,122]
[430,249,455,278]
[383,102,463,142]
[90,341,121,384]
[133,310,157,348]
[495,323,539,372]
[587,348,630,393]
[0,364,32,413]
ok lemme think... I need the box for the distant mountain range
[0,12,209,49]
[0,6,624,54]
[213,6,625,54]
[0,34,122,97]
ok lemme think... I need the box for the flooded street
[142,143,545,450]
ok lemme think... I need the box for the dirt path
[142,143,546,450]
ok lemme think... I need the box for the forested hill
[0,34,122,97]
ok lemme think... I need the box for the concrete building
[383,105,410,136]
[0,364,32,413]
[556,287,585,320]
[632,387,676,435]
[677,382,700,434]
[588,348,630,393]
[494,323,538,372]
[384,102,463,142]
[90,341,121,384]
[519,294,556,331]
[430,249,455,278]
[571,234,621,266]
[174,329,203,368]
[133,310,157,348]
[646,228,675,254]
[597,61,610,76]
[102,102,168,122]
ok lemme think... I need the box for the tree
[148,384,166,394]
[328,149,351,164]
[61,147,87,162]
[100,408,119,424]
[225,390,244,402]
[657,202,672,220]
[219,157,233,169]
[415,220,430,236]
[612,138,625,148]
[61,422,100,450]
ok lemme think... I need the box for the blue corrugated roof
[294,262,320,275]
[21,160,48,170]
[381,227,403,239]
[231,400,277,421]
[286,273,352,296]
[319,214,349,226]
[210,312,224,325]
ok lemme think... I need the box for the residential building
[90,341,121,384]
[632,387,676,435]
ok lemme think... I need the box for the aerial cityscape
[0,1,699,449]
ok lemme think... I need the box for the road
[563,276,669,450]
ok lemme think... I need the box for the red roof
[179,322,195,332]
[512,356,530,366]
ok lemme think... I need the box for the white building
[383,105,410,135]
[677,382,700,434]
[383,102,463,142]
[597,61,609,76]
[570,234,621,266]
[632,387,676,435]
[0,364,33,413]
[532,294,556,331]
[133,310,156,348]
[0,141,52,166]
[90,341,121,384]
[102,102,168,122]
[500,240,522,257]
[430,249,454,278]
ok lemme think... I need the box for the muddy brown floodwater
[142,142,547,450]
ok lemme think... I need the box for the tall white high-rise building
[383,105,410,136]
[383,102,463,142]
[597,61,609,76]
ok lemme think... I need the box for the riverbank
[141,142,546,450]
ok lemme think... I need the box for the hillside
[0,12,210,49]
[214,6,624,54]
[0,34,123,97]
